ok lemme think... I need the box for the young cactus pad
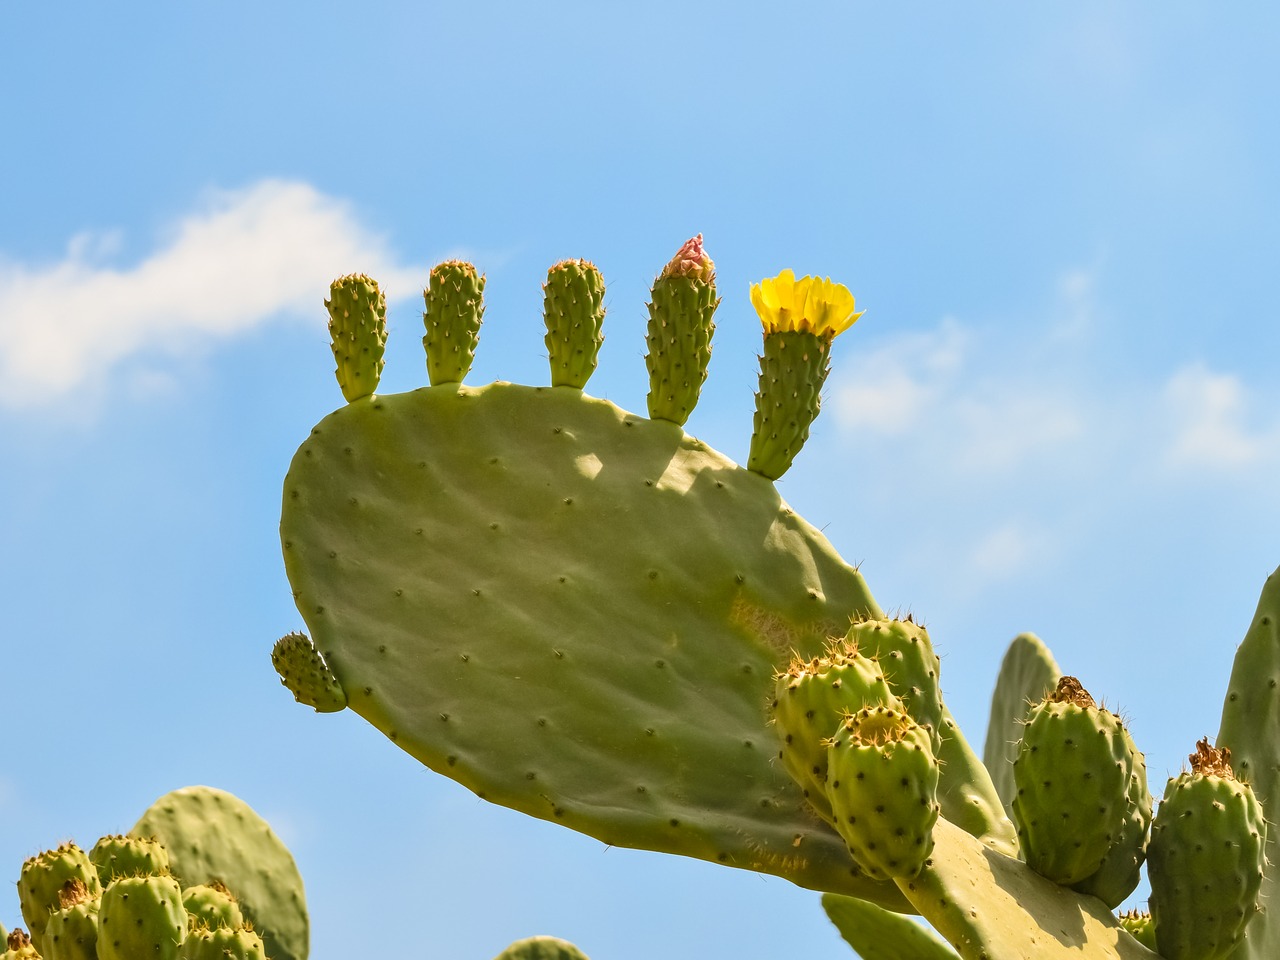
[130,786,308,960]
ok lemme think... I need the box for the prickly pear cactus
[42,879,99,960]
[90,834,170,887]
[494,936,591,960]
[179,924,267,960]
[97,873,188,960]
[17,844,101,955]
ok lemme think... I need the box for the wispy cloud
[827,266,1280,591]
[0,180,424,408]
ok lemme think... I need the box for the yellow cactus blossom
[749,269,864,337]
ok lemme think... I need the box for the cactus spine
[422,260,485,385]
[644,234,720,425]
[325,273,387,402]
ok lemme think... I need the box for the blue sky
[3,3,1279,957]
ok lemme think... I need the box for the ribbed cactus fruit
[271,631,347,712]
[644,234,720,425]
[1011,677,1142,885]
[182,882,244,932]
[494,936,591,960]
[747,270,863,479]
[983,632,1061,820]
[18,844,101,954]
[543,259,605,388]
[97,873,188,960]
[2,930,39,960]
[1070,730,1152,909]
[1216,567,1280,960]
[131,786,309,960]
[325,273,387,402]
[42,879,99,960]
[826,704,941,879]
[1147,739,1266,960]
[770,639,900,825]
[422,260,485,385]
[1117,912,1157,953]
[89,833,170,886]
[179,924,267,960]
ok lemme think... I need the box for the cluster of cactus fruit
[2,787,309,960]
[274,234,1278,959]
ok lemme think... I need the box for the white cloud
[1162,363,1277,469]
[0,180,425,408]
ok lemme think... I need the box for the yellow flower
[749,269,864,337]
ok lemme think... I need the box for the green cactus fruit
[847,616,1017,858]
[822,893,962,960]
[770,638,900,826]
[130,786,308,960]
[645,234,720,425]
[97,873,187,960]
[1148,739,1266,960]
[1216,564,1280,960]
[422,260,485,385]
[89,833,170,886]
[18,844,101,954]
[747,329,830,479]
[826,704,941,880]
[325,273,387,403]
[1117,912,1157,953]
[983,632,1061,821]
[746,269,863,479]
[1069,724,1152,909]
[543,259,606,389]
[179,924,267,960]
[493,936,590,960]
[182,882,244,932]
[1011,677,1139,885]
[271,631,347,712]
[41,879,99,960]
[2,930,40,960]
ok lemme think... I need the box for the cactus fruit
[17,844,101,955]
[1011,677,1146,886]
[1070,734,1152,909]
[770,639,900,825]
[1,930,39,960]
[494,936,591,960]
[826,704,941,880]
[422,260,485,385]
[182,882,244,932]
[1147,739,1266,960]
[1117,912,1157,953]
[325,273,387,402]
[179,924,267,960]
[271,631,347,712]
[543,260,605,388]
[982,632,1061,820]
[746,270,863,479]
[41,880,99,960]
[131,786,308,960]
[822,893,962,960]
[97,873,188,960]
[644,234,720,425]
[90,833,170,886]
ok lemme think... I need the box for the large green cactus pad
[896,819,1159,960]
[1218,565,1280,960]
[279,381,921,903]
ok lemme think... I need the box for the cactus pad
[271,632,347,712]
[822,893,961,960]
[494,936,591,960]
[983,632,1061,821]
[130,786,308,960]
